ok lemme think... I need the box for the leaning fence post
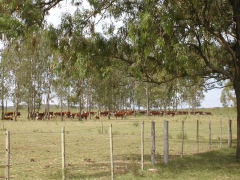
[209,120,211,150]
[151,121,155,165]
[61,127,65,180]
[110,124,114,180]
[164,121,169,164]
[5,130,10,180]
[196,120,199,153]
[141,121,144,170]
[228,120,232,147]
[181,121,184,158]
[220,119,222,148]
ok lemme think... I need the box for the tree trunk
[1,65,4,120]
[233,77,240,161]
[33,92,36,115]
[46,89,50,120]
[60,93,63,121]
[146,84,150,116]
[27,101,30,120]
[14,99,18,121]
[78,80,82,121]
[14,82,19,121]
[5,99,7,113]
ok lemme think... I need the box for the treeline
[0,28,204,121]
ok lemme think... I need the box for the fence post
[151,121,155,165]
[196,120,199,153]
[220,119,222,148]
[141,121,144,170]
[61,127,65,180]
[5,130,10,180]
[110,124,114,180]
[164,121,168,164]
[209,120,211,150]
[181,121,184,158]
[228,120,232,147]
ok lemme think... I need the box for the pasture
[0,107,238,179]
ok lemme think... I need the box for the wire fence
[0,118,236,179]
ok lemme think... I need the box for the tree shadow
[49,147,240,179]
[153,147,240,179]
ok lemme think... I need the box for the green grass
[0,107,238,179]
[117,147,240,180]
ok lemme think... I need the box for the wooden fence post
[220,119,222,148]
[181,121,184,158]
[110,124,114,180]
[228,120,232,147]
[141,121,144,170]
[5,130,10,180]
[61,127,65,180]
[209,120,211,150]
[164,121,168,164]
[196,120,199,153]
[151,121,155,165]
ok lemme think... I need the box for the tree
[75,0,240,160]
[221,81,236,107]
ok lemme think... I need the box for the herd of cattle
[3,110,212,120]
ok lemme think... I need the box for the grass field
[0,107,239,179]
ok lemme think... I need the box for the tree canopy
[1,0,240,160]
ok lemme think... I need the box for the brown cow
[4,112,14,116]
[150,111,163,116]
[81,112,88,120]
[139,110,147,114]
[36,113,45,120]
[4,116,13,120]
[54,112,64,117]
[125,110,134,116]
[114,112,125,119]
[205,112,212,115]
[100,111,110,116]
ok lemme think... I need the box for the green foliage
[220,81,236,107]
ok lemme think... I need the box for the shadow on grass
[49,147,240,179]
[151,147,240,179]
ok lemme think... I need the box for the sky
[1,0,224,108]
[47,1,223,108]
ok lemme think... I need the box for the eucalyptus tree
[0,44,12,119]
[76,0,240,160]
[2,40,26,121]
[0,0,65,39]
[221,81,236,107]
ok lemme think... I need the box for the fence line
[0,119,236,179]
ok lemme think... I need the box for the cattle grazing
[4,112,14,116]
[114,112,125,119]
[36,112,45,120]
[95,116,100,119]
[125,110,134,116]
[150,111,163,116]
[3,116,13,120]
[139,110,147,114]
[54,112,65,117]
[81,112,88,120]
[165,111,175,116]
[100,111,110,116]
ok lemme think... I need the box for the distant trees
[221,81,236,107]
